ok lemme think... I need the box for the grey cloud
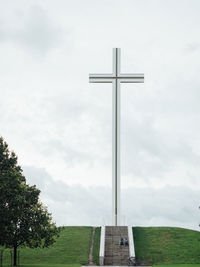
[23,166,112,225]
[38,139,88,167]
[120,77,200,182]
[0,5,63,55]
[20,92,112,167]
[23,166,48,191]
[121,115,193,179]
[122,186,198,222]
[186,43,200,53]
[122,186,200,230]
[23,166,199,229]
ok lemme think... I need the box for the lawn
[154,265,200,267]
[2,227,92,266]
[9,265,81,267]
[133,227,200,265]
[2,226,200,267]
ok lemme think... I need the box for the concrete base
[99,226,105,265]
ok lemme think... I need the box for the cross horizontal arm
[89,78,113,83]
[89,73,144,83]
[89,73,114,83]
[118,73,144,78]
[89,74,115,78]
[119,73,144,83]
[120,77,144,83]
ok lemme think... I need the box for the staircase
[104,226,130,266]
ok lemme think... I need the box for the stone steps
[104,226,130,266]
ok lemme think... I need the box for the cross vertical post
[89,48,144,226]
[112,48,121,227]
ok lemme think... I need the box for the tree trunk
[13,244,17,266]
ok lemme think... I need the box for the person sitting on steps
[125,238,129,247]
[119,237,124,247]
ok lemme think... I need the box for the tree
[0,137,60,266]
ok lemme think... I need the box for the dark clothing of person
[120,238,124,246]
[125,239,129,246]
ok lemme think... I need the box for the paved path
[89,227,96,265]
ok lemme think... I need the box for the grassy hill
[2,226,200,267]
[155,265,200,267]
[3,227,93,267]
[133,226,200,265]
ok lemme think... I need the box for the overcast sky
[0,0,200,230]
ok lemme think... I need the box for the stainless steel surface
[89,48,144,226]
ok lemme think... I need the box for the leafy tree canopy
[0,137,60,265]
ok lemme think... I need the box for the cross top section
[89,48,144,84]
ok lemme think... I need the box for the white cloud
[0,0,200,229]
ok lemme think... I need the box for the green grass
[133,227,200,265]
[154,265,200,267]
[3,227,92,266]
[2,265,80,267]
[2,226,200,267]
[92,227,101,265]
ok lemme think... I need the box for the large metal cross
[89,48,144,226]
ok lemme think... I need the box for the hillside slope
[3,227,92,266]
[133,227,200,265]
[2,226,199,267]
